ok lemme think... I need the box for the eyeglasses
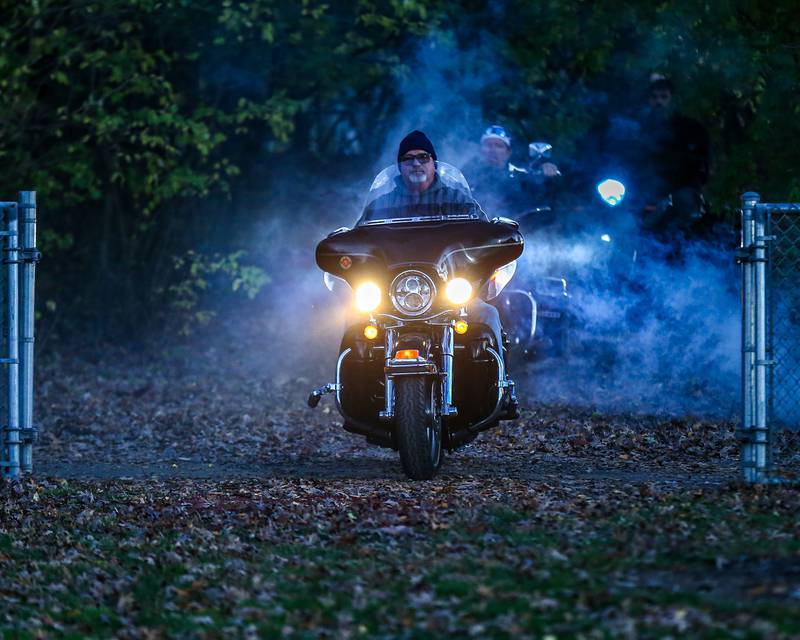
[399,152,433,165]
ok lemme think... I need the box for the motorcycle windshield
[357,163,487,225]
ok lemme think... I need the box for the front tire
[396,376,443,480]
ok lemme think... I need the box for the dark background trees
[0,0,797,339]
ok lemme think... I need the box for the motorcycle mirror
[491,216,519,227]
[528,142,552,159]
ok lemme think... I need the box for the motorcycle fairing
[316,219,523,285]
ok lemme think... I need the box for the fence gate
[0,192,39,478]
[740,192,800,483]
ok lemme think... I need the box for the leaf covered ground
[3,313,800,638]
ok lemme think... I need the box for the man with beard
[361,130,482,222]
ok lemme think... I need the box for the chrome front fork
[440,324,457,416]
[380,323,456,420]
[380,329,396,419]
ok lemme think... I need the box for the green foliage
[0,0,797,335]
[165,250,270,335]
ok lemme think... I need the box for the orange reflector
[454,320,469,335]
[363,325,379,340]
[395,349,420,360]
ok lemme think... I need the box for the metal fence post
[19,191,37,473]
[3,203,20,478]
[752,199,770,481]
[740,192,767,482]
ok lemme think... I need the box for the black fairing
[316,219,523,289]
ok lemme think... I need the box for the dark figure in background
[464,125,560,223]
[637,76,711,237]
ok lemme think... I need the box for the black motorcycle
[308,163,523,480]
[494,141,572,360]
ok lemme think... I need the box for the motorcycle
[494,141,572,360]
[586,114,709,266]
[308,163,524,480]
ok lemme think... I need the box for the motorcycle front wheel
[395,376,443,480]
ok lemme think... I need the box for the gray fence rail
[0,192,39,478]
[740,192,800,483]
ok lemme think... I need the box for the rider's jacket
[361,174,485,222]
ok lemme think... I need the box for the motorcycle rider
[464,124,561,221]
[637,75,711,237]
[365,130,518,413]
[362,130,480,221]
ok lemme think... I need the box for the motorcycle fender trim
[385,361,438,376]
[393,335,429,353]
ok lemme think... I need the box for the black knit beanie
[397,130,437,166]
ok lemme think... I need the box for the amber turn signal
[395,349,420,360]
[364,325,379,340]
[454,320,468,335]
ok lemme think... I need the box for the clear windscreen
[357,162,486,225]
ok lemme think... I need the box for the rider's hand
[541,162,561,177]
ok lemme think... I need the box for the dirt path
[31,313,792,489]
[10,318,800,639]
[36,453,735,487]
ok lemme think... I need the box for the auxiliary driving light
[445,277,473,305]
[363,325,378,340]
[355,282,381,312]
[454,320,469,335]
[395,349,420,360]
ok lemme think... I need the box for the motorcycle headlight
[390,271,435,316]
[445,277,473,305]
[597,178,626,206]
[354,282,381,312]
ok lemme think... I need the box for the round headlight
[354,282,381,312]
[445,277,473,305]
[597,178,626,207]
[391,271,435,316]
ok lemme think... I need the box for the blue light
[597,179,626,206]
[600,234,611,243]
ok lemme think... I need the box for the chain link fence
[740,193,800,483]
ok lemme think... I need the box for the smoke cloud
[517,230,740,417]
